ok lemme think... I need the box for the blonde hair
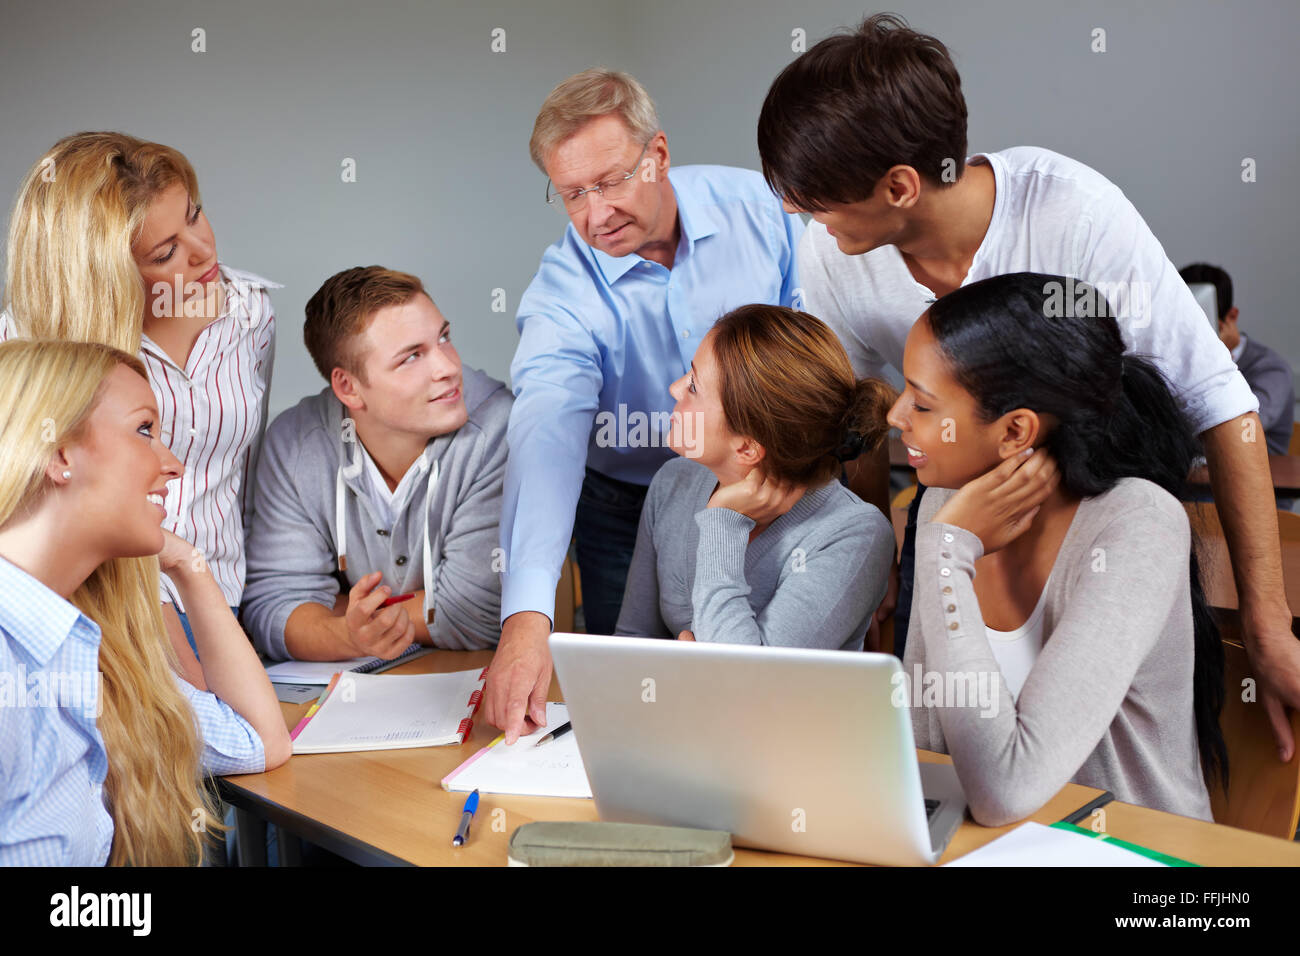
[0,339,216,865]
[4,132,201,354]
[529,68,661,172]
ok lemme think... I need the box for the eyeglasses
[546,141,652,212]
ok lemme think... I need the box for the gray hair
[529,68,661,172]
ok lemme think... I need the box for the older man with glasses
[483,68,804,742]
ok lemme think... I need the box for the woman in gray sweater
[891,272,1227,825]
[615,305,896,650]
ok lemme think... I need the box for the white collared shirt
[139,264,281,610]
[356,439,431,529]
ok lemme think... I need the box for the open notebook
[441,703,592,798]
[291,668,486,755]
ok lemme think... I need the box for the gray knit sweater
[615,457,894,650]
[904,478,1214,824]
[241,368,511,659]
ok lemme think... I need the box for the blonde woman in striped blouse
[3,132,279,681]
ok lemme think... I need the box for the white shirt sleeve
[1072,187,1257,433]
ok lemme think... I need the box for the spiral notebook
[291,667,486,754]
[264,644,433,685]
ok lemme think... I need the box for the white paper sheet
[442,703,592,798]
[945,821,1167,867]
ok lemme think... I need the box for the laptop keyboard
[924,798,941,820]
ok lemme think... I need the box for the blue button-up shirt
[501,164,803,621]
[0,555,113,866]
[0,554,264,866]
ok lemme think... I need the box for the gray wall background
[1,0,1296,420]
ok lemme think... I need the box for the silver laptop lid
[1187,281,1219,333]
[549,633,942,865]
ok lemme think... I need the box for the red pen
[380,592,415,608]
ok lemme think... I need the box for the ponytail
[1110,356,1228,791]
[836,377,896,462]
[709,304,896,486]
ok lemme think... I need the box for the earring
[62,471,71,480]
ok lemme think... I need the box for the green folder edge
[1049,821,1199,867]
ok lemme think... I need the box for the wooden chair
[1279,508,1300,542]
[1289,422,1300,457]
[553,555,577,633]
[889,485,918,552]
[1186,500,1299,572]
[1208,610,1300,839]
[892,484,917,510]
[1186,499,1300,541]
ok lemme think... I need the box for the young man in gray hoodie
[242,266,511,660]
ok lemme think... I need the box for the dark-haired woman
[614,305,896,650]
[893,272,1225,825]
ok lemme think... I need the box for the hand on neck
[706,461,811,537]
[1003,478,1080,559]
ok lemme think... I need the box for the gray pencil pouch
[507,822,734,866]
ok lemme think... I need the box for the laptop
[1186,281,1219,332]
[548,633,968,866]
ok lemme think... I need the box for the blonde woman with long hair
[3,131,279,677]
[0,340,290,866]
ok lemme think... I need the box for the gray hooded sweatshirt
[241,367,511,659]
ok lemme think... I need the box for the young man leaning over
[757,14,1300,761]
[242,266,511,661]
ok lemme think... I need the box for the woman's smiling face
[63,364,184,559]
[886,312,1007,489]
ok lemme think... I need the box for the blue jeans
[176,606,242,659]
[572,467,649,635]
[893,482,925,661]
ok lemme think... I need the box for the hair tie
[833,428,866,462]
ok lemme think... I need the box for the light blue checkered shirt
[0,555,113,865]
[177,674,265,776]
[0,556,264,866]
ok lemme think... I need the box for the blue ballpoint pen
[452,789,479,847]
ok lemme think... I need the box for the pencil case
[507,822,734,866]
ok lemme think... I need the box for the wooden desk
[1189,455,1300,497]
[1098,800,1300,867]
[221,650,1300,866]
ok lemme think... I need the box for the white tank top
[985,585,1049,701]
